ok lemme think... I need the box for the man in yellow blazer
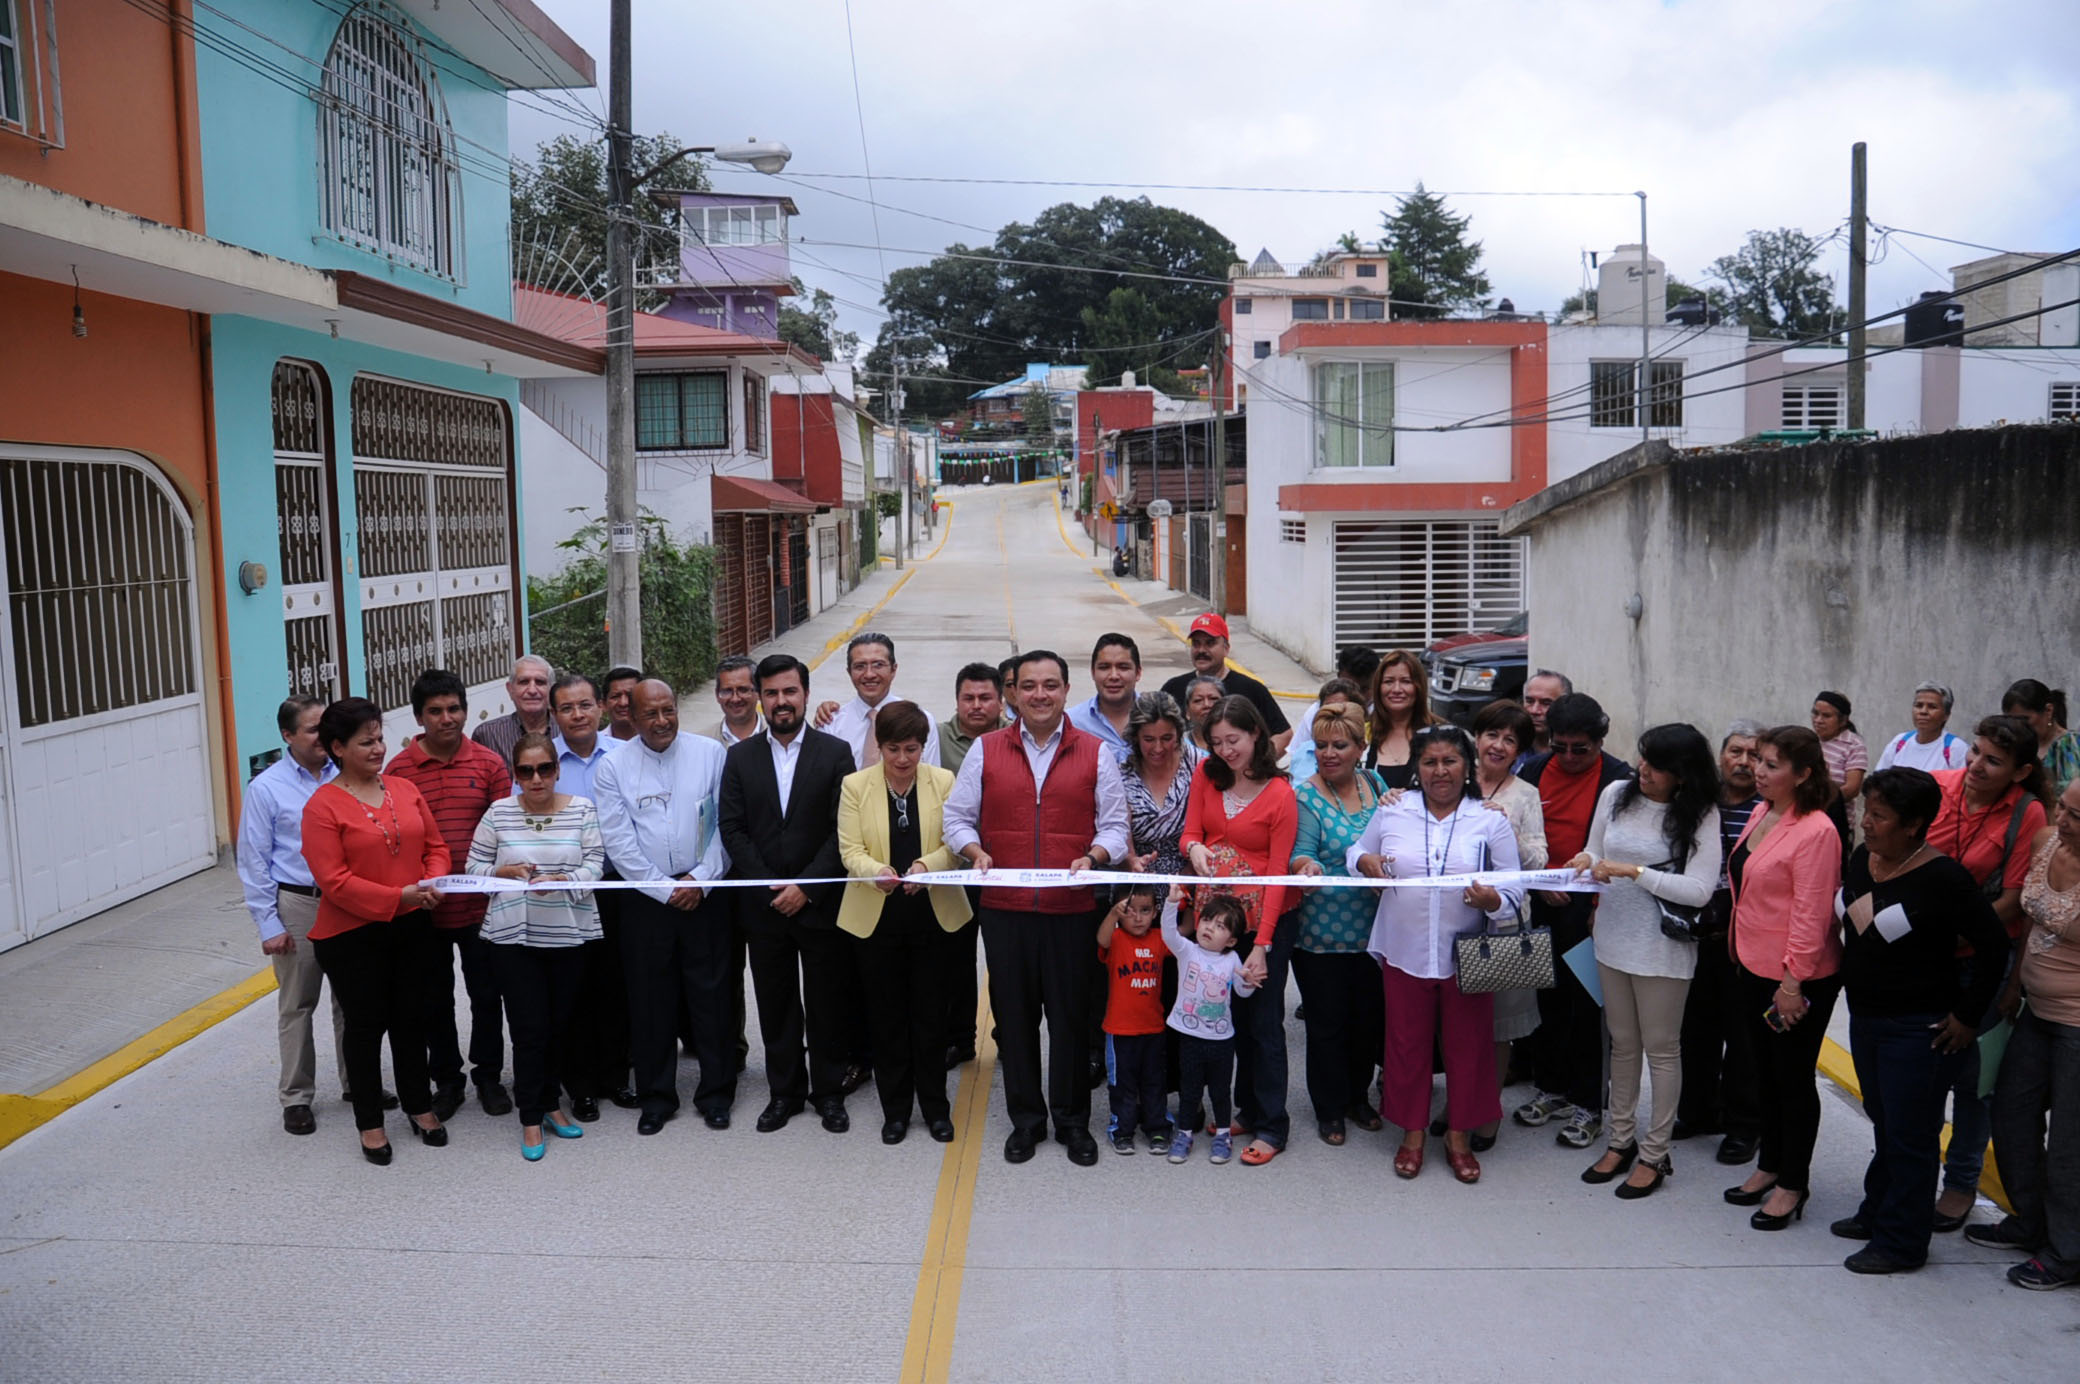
[837,700,974,1144]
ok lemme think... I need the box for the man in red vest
[944,649,1130,1166]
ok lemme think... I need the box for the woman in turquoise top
[1289,702,1387,1145]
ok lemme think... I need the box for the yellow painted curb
[1052,493,1086,560]
[900,989,997,1384]
[0,966,278,1152]
[1818,1036,2009,1213]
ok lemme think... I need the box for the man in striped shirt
[388,669,515,1122]
[471,655,555,768]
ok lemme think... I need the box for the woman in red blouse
[301,698,452,1165]
[1182,695,1299,1165]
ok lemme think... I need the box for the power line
[780,172,1639,199]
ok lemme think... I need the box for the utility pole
[1847,141,1868,429]
[891,342,905,570]
[1210,333,1228,616]
[1637,191,1652,451]
[603,0,640,667]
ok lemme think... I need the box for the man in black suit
[719,653,857,1135]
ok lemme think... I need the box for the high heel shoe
[1724,1179,1778,1206]
[521,1128,546,1162]
[408,1117,448,1148]
[543,1111,583,1140]
[1750,1188,1810,1230]
[1615,1157,1672,1200]
[361,1139,393,1167]
[1582,1144,1638,1185]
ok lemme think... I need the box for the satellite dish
[1147,499,1174,519]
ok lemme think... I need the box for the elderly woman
[300,697,450,1165]
[465,732,606,1161]
[1877,683,1969,773]
[1566,724,1723,1199]
[1123,692,1204,878]
[1350,725,1526,1184]
[1183,695,1300,1165]
[837,700,973,1146]
[1183,676,1226,754]
[1978,777,2080,1289]
[1290,701,1387,1145]
[1831,768,2007,1273]
[1724,726,1844,1229]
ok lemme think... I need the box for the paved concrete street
[0,481,2068,1383]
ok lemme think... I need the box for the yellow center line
[807,505,955,672]
[900,990,997,1384]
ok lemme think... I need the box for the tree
[1378,184,1490,319]
[510,132,707,304]
[1707,228,1841,339]
[1022,382,1056,445]
[777,279,859,362]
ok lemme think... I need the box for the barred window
[2050,382,2080,421]
[1590,360,1685,429]
[636,372,728,450]
[743,373,765,454]
[318,5,461,279]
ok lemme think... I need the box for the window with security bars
[1313,361,1393,468]
[636,371,728,450]
[1782,384,1844,429]
[318,5,461,279]
[1280,518,1305,544]
[2050,383,2080,421]
[1330,519,1524,653]
[1,0,23,127]
[1590,360,1684,428]
[0,0,61,144]
[743,374,765,454]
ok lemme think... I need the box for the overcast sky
[513,0,2080,362]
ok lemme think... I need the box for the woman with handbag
[1350,725,1526,1183]
[1563,724,1721,1198]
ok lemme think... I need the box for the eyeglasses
[1550,740,1597,758]
[851,659,893,673]
[889,789,911,830]
[514,763,558,780]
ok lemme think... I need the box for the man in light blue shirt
[1065,632,1141,765]
[236,694,363,1136]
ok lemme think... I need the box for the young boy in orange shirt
[1098,883,1172,1154]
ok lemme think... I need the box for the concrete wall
[1501,428,2080,752]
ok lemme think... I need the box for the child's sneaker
[1167,1130,1194,1164]
[1110,1129,1136,1156]
[1210,1131,1234,1165]
[1146,1126,1172,1155]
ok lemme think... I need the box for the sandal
[1394,1139,1424,1180]
[1240,1139,1279,1166]
[1446,1144,1482,1184]
[1346,1104,1384,1133]
[1318,1120,1347,1146]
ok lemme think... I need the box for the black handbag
[1644,856,1706,942]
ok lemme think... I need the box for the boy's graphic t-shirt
[1100,927,1170,1036]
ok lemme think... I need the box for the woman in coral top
[1181,695,1299,1165]
[301,697,452,1166]
[1723,724,1844,1229]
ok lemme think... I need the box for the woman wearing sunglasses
[465,733,606,1161]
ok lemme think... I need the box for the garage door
[0,447,215,951]
[1332,518,1524,653]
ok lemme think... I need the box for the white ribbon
[421,867,1599,895]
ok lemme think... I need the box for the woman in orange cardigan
[1182,695,1299,1164]
[302,697,452,1166]
[1723,724,1845,1228]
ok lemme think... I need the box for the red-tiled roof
[713,475,818,514]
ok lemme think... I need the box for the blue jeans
[1942,950,2013,1195]
[1850,1010,1970,1264]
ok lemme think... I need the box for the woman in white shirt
[1876,683,1971,773]
[1350,726,1525,1184]
[1565,723,1722,1199]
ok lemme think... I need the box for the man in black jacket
[720,654,857,1135]
[1513,692,1634,1151]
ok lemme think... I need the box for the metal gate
[787,520,810,629]
[349,376,516,742]
[1331,518,1524,652]
[1187,513,1212,600]
[0,447,215,950]
[274,361,343,705]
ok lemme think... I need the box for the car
[1428,636,1527,726]
[1421,611,1528,668]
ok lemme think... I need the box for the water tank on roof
[1598,244,1665,325]
[1903,291,1965,348]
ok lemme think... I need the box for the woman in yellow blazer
[838,700,974,1146]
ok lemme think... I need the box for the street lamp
[602,59,793,669]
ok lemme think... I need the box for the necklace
[524,806,557,832]
[1869,843,1931,883]
[1321,775,1367,817]
[351,782,401,857]
[1421,800,1460,877]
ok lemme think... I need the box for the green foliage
[526,510,718,695]
[779,278,861,362]
[510,132,708,305]
[1707,228,1841,339]
[1378,183,1491,320]
[873,490,903,520]
[1022,382,1057,443]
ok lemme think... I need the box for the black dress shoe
[609,1086,641,1110]
[342,1089,401,1111]
[1004,1129,1037,1164]
[702,1108,731,1131]
[819,1100,851,1134]
[1672,1118,1719,1142]
[1582,1144,1638,1185]
[927,1117,956,1143]
[944,1046,976,1072]
[756,1097,803,1133]
[882,1118,909,1145]
[1724,1180,1776,1206]
[430,1082,465,1123]
[636,1110,671,1136]
[1830,1216,1873,1240]
[407,1118,448,1148]
[1750,1189,1809,1230]
[840,1064,872,1095]
[478,1083,514,1117]
[1057,1127,1099,1166]
[1845,1247,1923,1274]
[283,1104,316,1136]
[570,1095,600,1123]
[362,1140,393,1166]
[1930,1207,1970,1234]
[1086,1061,1106,1091]
[1716,1133,1759,1165]
[1470,1131,1497,1154]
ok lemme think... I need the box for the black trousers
[313,912,439,1131]
[621,890,736,1118]
[1740,967,1842,1193]
[746,912,851,1106]
[1233,914,1297,1149]
[491,942,584,1126]
[425,922,505,1092]
[1677,918,1760,1139]
[566,883,630,1098]
[1291,948,1384,1123]
[1108,1032,1169,1137]
[980,907,1097,1139]
[944,904,980,1055]
[1179,1034,1236,1131]
[857,910,951,1124]
[1530,895,1604,1113]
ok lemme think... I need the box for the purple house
[648,190,799,339]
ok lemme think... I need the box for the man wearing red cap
[1158,613,1293,756]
